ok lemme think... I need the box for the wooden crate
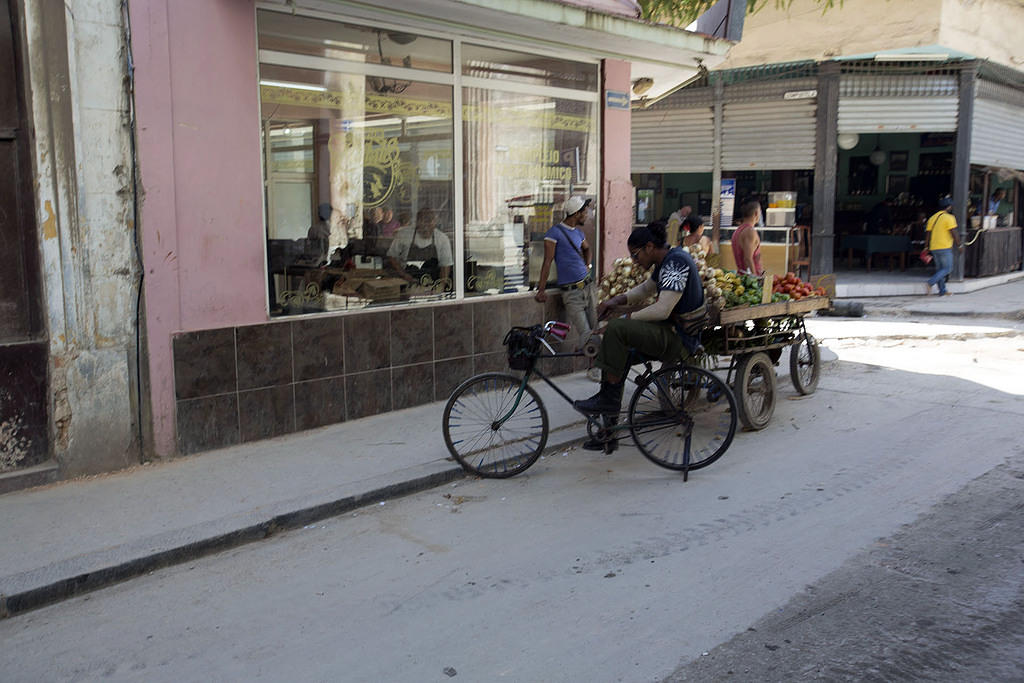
[717,296,830,324]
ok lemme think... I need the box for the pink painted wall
[131,0,267,456]
[600,59,634,275]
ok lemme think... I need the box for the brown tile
[236,323,292,390]
[472,299,510,355]
[344,311,390,373]
[238,385,295,442]
[176,394,239,454]
[391,307,433,366]
[173,328,236,399]
[509,294,542,329]
[433,304,472,360]
[345,369,392,420]
[295,376,346,430]
[434,356,473,402]
[392,363,434,410]
[292,316,345,382]
[473,351,507,376]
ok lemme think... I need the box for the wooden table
[839,234,911,272]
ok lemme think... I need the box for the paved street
[1,314,1021,682]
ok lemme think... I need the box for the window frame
[256,4,601,314]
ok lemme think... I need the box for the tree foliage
[638,0,841,26]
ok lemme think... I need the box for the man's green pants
[593,318,689,378]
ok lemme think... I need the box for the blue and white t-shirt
[544,223,589,286]
[652,247,704,316]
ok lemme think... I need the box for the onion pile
[597,258,654,305]
[681,243,728,310]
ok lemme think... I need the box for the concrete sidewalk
[850,272,1024,320]
[0,371,604,618]
[4,274,1022,618]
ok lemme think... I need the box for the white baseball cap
[563,195,592,216]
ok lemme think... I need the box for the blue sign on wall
[605,90,630,110]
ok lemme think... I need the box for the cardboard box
[357,277,405,301]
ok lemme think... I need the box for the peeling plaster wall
[716,0,943,68]
[938,0,1024,69]
[23,0,140,477]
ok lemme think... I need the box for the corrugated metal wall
[838,75,958,133]
[721,99,817,170]
[631,107,714,172]
[971,98,1024,170]
[838,97,958,133]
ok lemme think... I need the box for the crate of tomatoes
[772,272,827,301]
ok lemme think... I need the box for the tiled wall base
[172,295,587,454]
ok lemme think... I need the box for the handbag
[919,248,932,264]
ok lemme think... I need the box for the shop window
[462,44,599,91]
[259,15,455,315]
[258,10,599,314]
[258,10,452,73]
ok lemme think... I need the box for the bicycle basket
[504,327,540,370]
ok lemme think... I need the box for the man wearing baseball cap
[924,195,962,296]
[535,195,598,374]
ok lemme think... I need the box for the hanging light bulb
[869,134,886,165]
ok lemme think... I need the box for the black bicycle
[442,321,738,480]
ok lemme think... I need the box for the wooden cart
[703,296,831,431]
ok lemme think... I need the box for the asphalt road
[1,319,1021,682]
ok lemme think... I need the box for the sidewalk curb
[0,427,595,620]
[0,465,464,619]
[0,363,807,619]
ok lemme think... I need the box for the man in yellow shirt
[925,196,963,296]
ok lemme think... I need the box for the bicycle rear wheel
[442,373,548,478]
[627,365,737,472]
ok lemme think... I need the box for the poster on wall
[720,179,735,227]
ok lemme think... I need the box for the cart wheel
[789,333,821,395]
[734,352,776,431]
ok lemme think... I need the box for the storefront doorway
[832,131,953,281]
[0,0,49,475]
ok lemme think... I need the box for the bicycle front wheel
[442,373,549,478]
[628,365,737,472]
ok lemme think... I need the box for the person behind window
[379,206,401,238]
[988,188,1008,225]
[305,202,332,264]
[386,207,453,287]
[731,200,763,275]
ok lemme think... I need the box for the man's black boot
[574,380,623,415]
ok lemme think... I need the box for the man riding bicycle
[575,220,707,426]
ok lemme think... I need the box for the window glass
[258,9,452,73]
[462,44,599,91]
[260,60,454,315]
[462,88,598,296]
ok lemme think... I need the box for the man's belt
[559,276,592,291]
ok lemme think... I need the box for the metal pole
[951,61,977,282]
[812,61,839,276]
